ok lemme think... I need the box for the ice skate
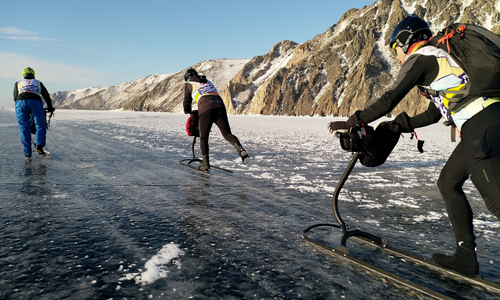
[35,145,46,157]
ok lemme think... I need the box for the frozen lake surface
[1,109,499,299]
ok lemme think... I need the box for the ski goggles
[391,42,398,55]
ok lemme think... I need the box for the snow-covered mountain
[52,0,500,116]
[52,87,104,108]
[55,60,248,112]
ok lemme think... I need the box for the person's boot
[198,155,210,173]
[35,145,46,157]
[432,241,479,278]
[233,143,249,164]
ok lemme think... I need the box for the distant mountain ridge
[54,60,249,112]
[53,0,500,117]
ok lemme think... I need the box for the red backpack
[186,110,199,137]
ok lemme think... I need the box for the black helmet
[184,68,198,81]
[389,16,431,54]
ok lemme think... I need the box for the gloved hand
[327,111,363,138]
[47,107,56,113]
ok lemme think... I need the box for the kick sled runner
[179,136,233,174]
[302,152,500,299]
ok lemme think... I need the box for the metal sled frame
[302,152,500,299]
[30,110,54,158]
[179,136,233,173]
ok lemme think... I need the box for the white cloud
[0,26,59,43]
[1,27,35,35]
[0,52,103,85]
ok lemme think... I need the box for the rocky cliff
[221,0,500,117]
[53,0,500,117]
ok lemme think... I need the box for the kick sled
[180,136,233,174]
[302,152,500,299]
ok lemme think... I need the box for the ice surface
[1,109,499,300]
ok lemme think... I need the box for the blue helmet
[389,16,431,54]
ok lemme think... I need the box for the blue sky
[0,0,376,108]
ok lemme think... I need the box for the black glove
[47,107,55,113]
[327,111,362,138]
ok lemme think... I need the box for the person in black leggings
[183,68,249,172]
[327,16,500,277]
[436,103,500,272]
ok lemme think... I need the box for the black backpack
[339,124,400,167]
[338,112,419,167]
[424,23,500,113]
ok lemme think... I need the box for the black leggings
[437,103,500,243]
[198,107,241,156]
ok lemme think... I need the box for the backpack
[339,124,400,167]
[424,23,500,112]
[186,110,199,137]
[338,112,417,167]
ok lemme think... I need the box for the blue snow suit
[13,74,54,156]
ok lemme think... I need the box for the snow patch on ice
[413,211,443,222]
[120,242,184,285]
[388,198,420,208]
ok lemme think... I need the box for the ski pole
[47,112,54,129]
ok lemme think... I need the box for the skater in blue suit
[13,67,55,158]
